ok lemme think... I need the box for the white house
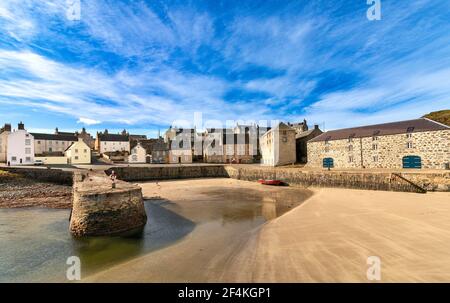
[65,138,91,164]
[260,122,296,166]
[128,142,148,163]
[7,122,35,165]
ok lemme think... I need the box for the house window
[373,155,379,162]
[348,137,353,143]
[348,145,353,152]
[132,155,137,161]
[75,156,79,160]
[406,142,413,149]
[84,149,87,153]
[25,148,31,154]
[282,137,288,143]
[372,144,378,150]
[26,157,31,162]
[325,146,330,152]
[25,139,31,146]
[372,136,378,141]
[75,149,78,153]
[49,147,52,152]
[349,156,354,163]
[283,131,287,135]
[37,141,41,144]
[406,133,413,139]
[55,141,59,145]
[12,156,17,161]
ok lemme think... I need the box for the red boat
[258,179,283,186]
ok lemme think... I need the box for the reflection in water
[0,202,195,282]
[0,185,311,282]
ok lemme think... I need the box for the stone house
[164,127,200,162]
[296,125,323,163]
[307,118,450,170]
[164,127,194,164]
[7,122,34,165]
[151,139,169,163]
[260,122,296,166]
[65,138,91,164]
[204,131,254,163]
[288,119,308,134]
[128,139,161,163]
[0,123,11,163]
[77,127,95,149]
[95,129,130,154]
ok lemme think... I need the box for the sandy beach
[85,178,450,282]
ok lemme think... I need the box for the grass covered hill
[423,110,450,126]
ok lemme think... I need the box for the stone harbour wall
[105,165,228,181]
[69,171,147,237]
[108,165,448,193]
[224,166,430,193]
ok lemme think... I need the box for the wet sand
[88,181,450,282]
[86,178,312,282]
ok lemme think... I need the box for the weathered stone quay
[69,171,147,237]
[108,165,450,193]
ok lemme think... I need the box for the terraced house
[307,118,450,170]
[32,128,78,156]
[95,129,130,154]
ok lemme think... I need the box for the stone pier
[69,171,147,237]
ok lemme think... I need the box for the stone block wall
[105,165,228,181]
[224,166,429,193]
[69,172,147,237]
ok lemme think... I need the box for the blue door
[402,156,422,169]
[323,158,334,168]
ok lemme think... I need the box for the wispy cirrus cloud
[0,0,449,133]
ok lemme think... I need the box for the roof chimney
[18,121,24,130]
[1,123,11,132]
[55,127,59,134]
[314,124,319,130]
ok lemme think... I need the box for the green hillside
[423,110,450,126]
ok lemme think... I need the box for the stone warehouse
[307,118,450,170]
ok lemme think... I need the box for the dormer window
[407,127,415,133]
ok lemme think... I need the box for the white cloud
[77,117,101,125]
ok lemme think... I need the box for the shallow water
[0,185,310,282]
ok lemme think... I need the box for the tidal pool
[0,179,312,282]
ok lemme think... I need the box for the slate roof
[310,118,449,143]
[31,133,78,141]
[295,129,316,139]
[98,133,129,142]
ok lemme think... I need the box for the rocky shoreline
[0,170,72,209]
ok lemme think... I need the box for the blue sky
[0,0,449,137]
